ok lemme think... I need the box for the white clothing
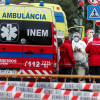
[88,37,93,43]
[86,38,93,58]
[72,40,86,62]
[87,33,93,44]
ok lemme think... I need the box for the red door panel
[0,44,23,69]
[23,45,53,75]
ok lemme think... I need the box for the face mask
[74,37,79,42]
[87,33,93,39]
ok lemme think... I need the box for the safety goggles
[87,32,93,33]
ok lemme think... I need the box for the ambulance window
[57,38,63,47]
[24,21,52,45]
[0,20,23,44]
[55,12,64,23]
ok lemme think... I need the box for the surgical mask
[87,33,93,39]
[74,37,79,42]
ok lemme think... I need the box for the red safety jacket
[85,37,100,66]
[59,40,76,67]
[83,36,88,44]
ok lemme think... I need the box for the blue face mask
[74,37,79,42]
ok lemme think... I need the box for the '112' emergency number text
[25,61,51,68]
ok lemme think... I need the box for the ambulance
[32,3,85,45]
[30,3,68,46]
[0,1,59,77]
[29,2,85,75]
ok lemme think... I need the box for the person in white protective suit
[72,32,89,78]
[87,29,95,43]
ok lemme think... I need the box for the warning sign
[89,8,100,18]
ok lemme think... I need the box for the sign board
[96,20,100,26]
[0,0,5,4]
[88,0,100,5]
[87,5,100,20]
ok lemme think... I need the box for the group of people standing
[59,29,100,83]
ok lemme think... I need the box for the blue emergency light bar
[40,1,44,6]
[5,0,10,4]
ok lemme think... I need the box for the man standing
[72,32,89,76]
[85,34,100,83]
[59,35,76,82]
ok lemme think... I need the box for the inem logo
[27,29,48,37]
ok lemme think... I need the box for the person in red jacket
[85,33,100,83]
[59,35,76,82]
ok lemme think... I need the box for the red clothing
[64,39,72,45]
[85,37,100,66]
[59,40,76,67]
[83,36,88,44]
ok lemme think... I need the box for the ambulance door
[0,6,24,74]
[22,7,53,75]
[68,26,85,40]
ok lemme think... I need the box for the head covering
[86,29,91,33]
[86,29,93,33]
[73,32,80,38]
